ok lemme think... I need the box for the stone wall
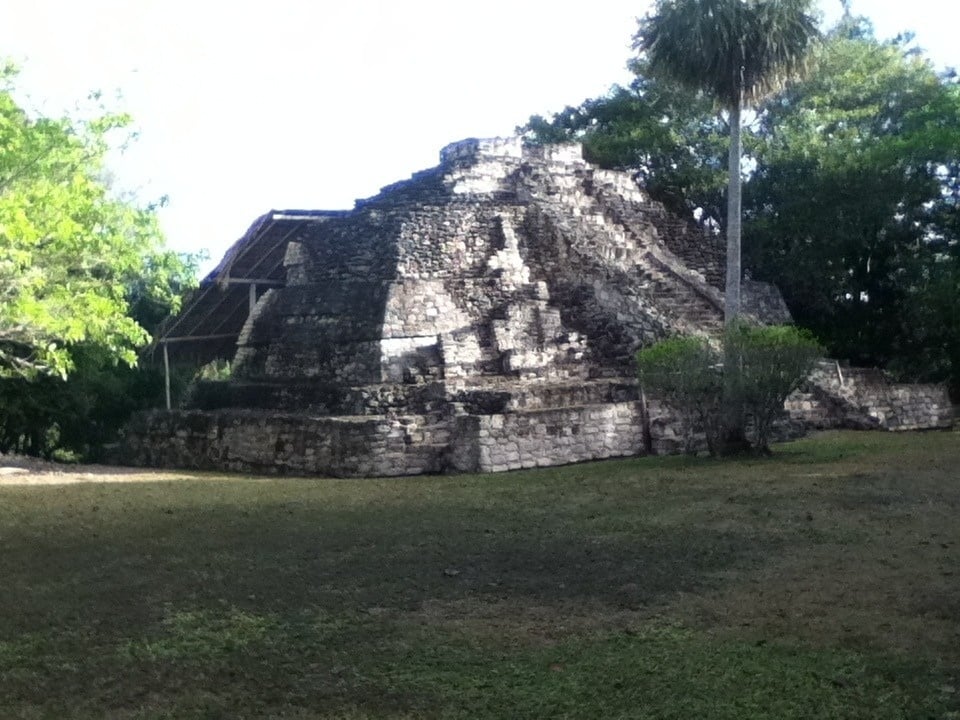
[123,409,451,477]
[786,361,954,431]
[122,401,650,477]
[122,368,952,479]
[452,402,645,473]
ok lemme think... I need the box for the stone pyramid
[124,137,951,477]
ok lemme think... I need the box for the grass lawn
[1,430,958,719]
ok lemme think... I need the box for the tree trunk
[725,102,742,324]
[721,101,750,455]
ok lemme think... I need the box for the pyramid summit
[121,138,952,476]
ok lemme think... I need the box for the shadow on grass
[0,496,774,624]
[0,485,781,716]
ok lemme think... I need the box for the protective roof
[153,209,342,364]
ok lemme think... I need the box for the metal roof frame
[151,209,342,408]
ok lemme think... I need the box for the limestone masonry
[121,138,953,476]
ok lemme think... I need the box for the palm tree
[635,0,818,324]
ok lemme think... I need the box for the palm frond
[635,0,820,110]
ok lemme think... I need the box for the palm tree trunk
[721,101,750,455]
[725,102,742,324]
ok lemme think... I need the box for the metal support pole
[639,386,653,455]
[163,341,171,411]
[249,283,257,314]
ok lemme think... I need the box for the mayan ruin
[120,138,954,476]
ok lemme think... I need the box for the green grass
[1,430,958,719]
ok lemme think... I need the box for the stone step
[186,380,448,416]
[450,378,639,414]
[531,172,726,339]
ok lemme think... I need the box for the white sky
[1,0,957,272]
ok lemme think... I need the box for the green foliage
[635,0,820,110]
[725,323,823,452]
[0,62,188,379]
[0,240,198,457]
[636,336,723,454]
[638,325,821,456]
[0,62,200,457]
[195,358,232,381]
[892,262,960,398]
[744,21,960,386]
[0,346,194,459]
[522,64,729,224]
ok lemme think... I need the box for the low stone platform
[122,395,653,477]
[786,361,953,431]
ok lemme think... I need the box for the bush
[726,323,823,453]
[637,325,823,456]
[636,335,723,454]
[0,346,193,460]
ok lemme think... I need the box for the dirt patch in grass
[0,452,198,485]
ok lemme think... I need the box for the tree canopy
[0,63,199,457]
[745,20,960,383]
[635,0,819,111]
[524,60,729,225]
[0,63,190,379]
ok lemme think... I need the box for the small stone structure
[121,138,953,476]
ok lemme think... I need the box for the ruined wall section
[232,209,404,385]
[232,146,603,405]
[122,409,451,477]
[214,137,795,426]
[121,400,651,477]
[787,362,954,431]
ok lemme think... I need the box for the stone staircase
[518,161,726,346]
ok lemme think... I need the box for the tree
[0,246,200,458]
[0,62,184,379]
[0,62,199,458]
[635,336,723,454]
[724,323,821,453]
[634,0,818,324]
[744,19,960,391]
[898,262,960,397]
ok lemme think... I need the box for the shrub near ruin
[637,325,823,455]
[636,336,724,454]
[726,323,823,453]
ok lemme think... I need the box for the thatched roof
[154,209,344,365]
